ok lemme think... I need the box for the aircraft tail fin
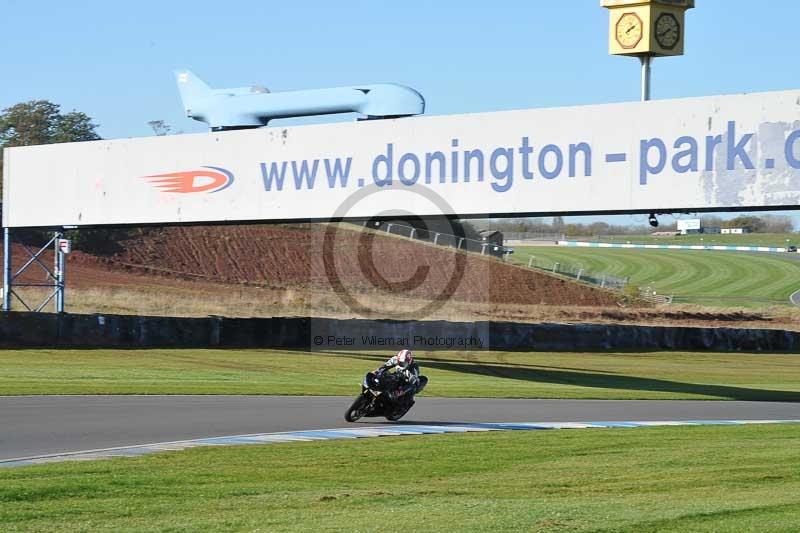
[174,69,212,113]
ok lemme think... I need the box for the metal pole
[53,232,61,313]
[3,227,10,312]
[56,233,65,313]
[640,55,652,102]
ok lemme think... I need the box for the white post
[433,233,440,245]
[386,223,392,234]
[2,227,10,312]
[576,268,584,282]
[481,244,487,255]
[528,256,535,268]
[409,228,415,240]
[56,234,65,313]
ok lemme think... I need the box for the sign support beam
[2,229,67,313]
[2,228,10,311]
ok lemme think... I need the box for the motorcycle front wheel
[344,394,370,422]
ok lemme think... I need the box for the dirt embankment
[72,224,618,307]
[4,224,798,330]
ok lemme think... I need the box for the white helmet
[395,349,413,370]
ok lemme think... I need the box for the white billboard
[4,89,800,228]
[677,218,701,231]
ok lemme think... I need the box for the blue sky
[2,0,799,227]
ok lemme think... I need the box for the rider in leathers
[375,349,427,402]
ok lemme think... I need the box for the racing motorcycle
[344,369,415,422]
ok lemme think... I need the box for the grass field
[570,233,799,248]
[2,348,799,400]
[2,424,799,531]
[510,246,800,306]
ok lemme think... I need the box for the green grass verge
[510,246,800,306]
[2,424,799,531]
[2,348,800,400]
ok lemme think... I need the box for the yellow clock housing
[602,0,694,57]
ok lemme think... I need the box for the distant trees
[486,217,651,236]
[761,215,795,233]
[725,215,765,232]
[703,214,794,233]
[482,213,794,236]
[147,120,173,136]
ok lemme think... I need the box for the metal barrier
[367,221,510,258]
[639,286,674,305]
[503,232,565,243]
[525,256,629,291]
[362,222,641,295]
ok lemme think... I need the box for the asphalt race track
[2,395,798,461]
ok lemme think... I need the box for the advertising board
[4,89,800,228]
[677,218,701,231]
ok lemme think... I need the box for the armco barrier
[558,240,789,253]
[0,312,799,352]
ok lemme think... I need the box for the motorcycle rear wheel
[345,394,370,422]
[385,400,413,422]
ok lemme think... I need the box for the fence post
[3,227,10,312]
[433,233,440,245]
[601,276,606,288]
[481,243,487,255]
[386,223,392,234]
[409,228,415,240]
[457,237,464,250]
[576,268,583,281]
[528,256,535,268]
[552,262,559,273]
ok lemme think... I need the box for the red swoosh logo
[143,167,232,194]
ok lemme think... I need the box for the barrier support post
[3,227,10,312]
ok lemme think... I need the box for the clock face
[615,13,643,49]
[654,12,681,50]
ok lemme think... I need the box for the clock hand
[626,25,637,34]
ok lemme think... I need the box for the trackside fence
[503,232,565,243]
[364,221,510,258]
[558,240,789,253]
[638,285,675,305]
[524,256,629,291]
[360,222,642,296]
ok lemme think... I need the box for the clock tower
[602,0,694,57]
[602,0,694,101]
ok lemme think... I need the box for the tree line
[485,214,794,236]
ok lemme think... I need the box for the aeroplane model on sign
[175,70,425,131]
